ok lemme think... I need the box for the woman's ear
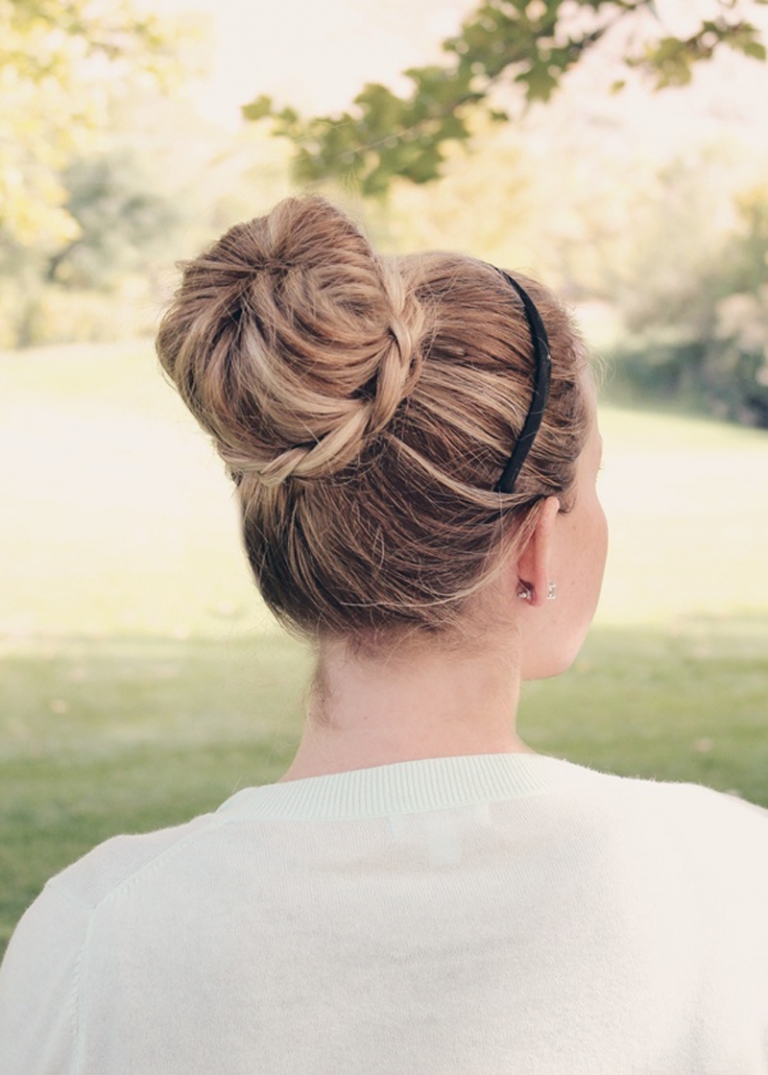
[516,496,560,608]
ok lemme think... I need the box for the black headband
[493,270,552,495]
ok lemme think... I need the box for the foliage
[243,0,768,196]
[0,0,194,246]
[605,169,768,427]
[0,89,294,348]
[0,144,186,345]
[49,152,184,290]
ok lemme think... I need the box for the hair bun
[157,195,425,486]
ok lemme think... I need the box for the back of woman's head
[156,195,589,644]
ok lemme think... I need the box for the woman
[1,195,767,1074]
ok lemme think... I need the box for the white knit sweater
[1,752,767,1074]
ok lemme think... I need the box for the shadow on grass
[1,618,766,955]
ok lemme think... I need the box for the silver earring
[547,581,557,601]
[517,585,533,601]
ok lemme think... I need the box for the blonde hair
[156,195,589,644]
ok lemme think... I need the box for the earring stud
[547,581,557,601]
[517,585,533,602]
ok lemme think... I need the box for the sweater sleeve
[0,883,91,1075]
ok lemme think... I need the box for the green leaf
[242,0,768,197]
[741,41,767,61]
[241,94,274,122]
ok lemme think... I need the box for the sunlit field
[1,340,767,955]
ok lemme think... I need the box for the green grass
[1,339,767,958]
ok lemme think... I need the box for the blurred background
[1,0,767,954]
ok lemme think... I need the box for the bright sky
[161,0,473,124]
[155,0,768,171]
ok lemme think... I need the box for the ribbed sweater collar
[216,752,598,821]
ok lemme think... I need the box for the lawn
[1,339,767,956]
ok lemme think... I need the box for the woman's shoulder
[561,756,768,830]
[42,808,222,913]
[557,759,768,891]
[0,809,223,1063]
[587,760,765,818]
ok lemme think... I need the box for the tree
[0,0,193,246]
[243,0,768,197]
[588,155,768,427]
[46,150,184,291]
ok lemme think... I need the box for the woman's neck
[278,632,533,783]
